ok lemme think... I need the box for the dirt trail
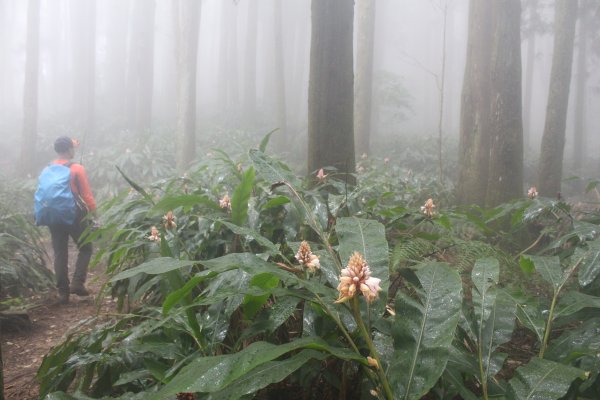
[2,263,113,400]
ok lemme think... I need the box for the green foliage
[0,212,54,302]
[36,139,600,399]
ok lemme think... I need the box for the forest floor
[1,244,114,400]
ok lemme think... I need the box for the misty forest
[2,0,600,399]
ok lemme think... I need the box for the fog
[1,0,598,189]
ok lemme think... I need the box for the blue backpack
[34,163,77,226]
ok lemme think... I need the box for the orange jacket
[52,159,97,212]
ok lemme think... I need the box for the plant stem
[539,293,558,358]
[477,342,489,400]
[352,296,394,400]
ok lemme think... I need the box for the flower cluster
[527,186,538,199]
[219,194,231,210]
[163,211,177,230]
[147,226,160,242]
[421,198,436,217]
[295,241,320,273]
[316,168,327,183]
[336,251,381,304]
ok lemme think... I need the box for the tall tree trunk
[129,0,156,142]
[175,0,201,170]
[227,2,239,114]
[243,0,257,124]
[308,0,355,181]
[523,33,536,149]
[20,0,40,177]
[354,0,376,157]
[485,0,524,207]
[104,0,130,131]
[71,0,96,141]
[216,0,228,112]
[457,1,493,205]
[272,0,287,152]
[572,3,588,172]
[538,0,578,196]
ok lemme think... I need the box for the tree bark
[572,3,588,172]
[19,0,40,178]
[129,0,156,142]
[523,34,536,149]
[457,0,493,205]
[71,0,96,141]
[485,0,524,207]
[176,0,201,170]
[354,0,376,157]
[243,0,258,124]
[272,0,287,152]
[308,0,355,182]
[538,0,578,196]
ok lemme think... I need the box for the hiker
[34,136,97,304]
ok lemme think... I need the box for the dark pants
[49,218,92,295]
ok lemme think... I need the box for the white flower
[295,241,320,273]
[336,252,381,304]
[147,226,160,242]
[527,186,538,199]
[219,194,231,210]
[420,198,436,217]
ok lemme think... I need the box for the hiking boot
[70,284,90,296]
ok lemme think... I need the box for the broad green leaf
[472,257,500,332]
[336,217,389,290]
[242,273,280,319]
[150,194,218,215]
[202,269,250,346]
[507,357,587,400]
[389,262,462,400]
[151,337,364,399]
[162,272,215,315]
[546,317,600,363]
[519,256,535,275]
[219,220,280,255]
[258,128,278,153]
[249,149,300,187]
[578,239,600,287]
[525,255,562,292]
[110,257,197,282]
[481,292,516,379]
[262,195,290,209]
[553,290,600,319]
[116,165,152,202]
[547,221,599,250]
[207,349,326,400]
[231,166,255,226]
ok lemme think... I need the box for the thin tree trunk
[20,0,40,177]
[130,0,156,142]
[354,0,376,157]
[523,34,536,149]
[572,4,588,172]
[272,0,287,152]
[243,0,257,124]
[71,0,96,141]
[176,0,201,170]
[308,0,355,182]
[485,0,524,207]
[538,0,578,196]
[227,2,239,114]
[437,3,448,183]
[457,0,493,206]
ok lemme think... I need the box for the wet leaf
[389,262,462,400]
[507,357,587,400]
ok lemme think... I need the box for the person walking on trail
[35,136,97,304]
